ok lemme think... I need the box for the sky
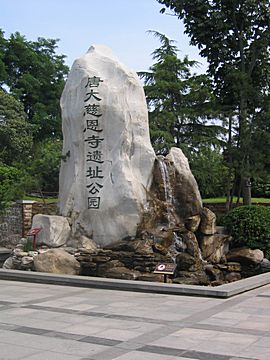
[1,0,207,73]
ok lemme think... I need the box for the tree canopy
[0,30,69,205]
[138,31,223,155]
[158,0,270,204]
[0,89,33,165]
[0,30,69,141]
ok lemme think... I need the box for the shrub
[223,205,270,259]
[0,163,27,211]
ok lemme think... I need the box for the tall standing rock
[166,147,203,221]
[59,45,156,246]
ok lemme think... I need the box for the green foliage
[252,176,270,198]
[158,0,270,204]
[223,205,270,259]
[188,147,228,198]
[0,30,7,84]
[203,197,270,204]
[0,163,29,210]
[1,30,69,141]
[28,138,62,193]
[0,89,33,165]
[138,31,223,154]
[0,29,69,198]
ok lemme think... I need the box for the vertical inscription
[83,76,104,209]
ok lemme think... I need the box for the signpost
[27,228,42,251]
[154,263,177,283]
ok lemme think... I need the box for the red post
[27,228,42,251]
[33,235,37,251]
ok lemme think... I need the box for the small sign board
[154,263,177,275]
[27,228,42,236]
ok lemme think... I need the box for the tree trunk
[242,177,251,205]
[225,115,233,211]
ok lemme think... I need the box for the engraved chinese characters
[84,76,104,209]
[59,44,156,246]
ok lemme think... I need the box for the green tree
[0,30,7,85]
[158,0,270,205]
[0,89,33,165]
[28,138,62,193]
[138,31,223,155]
[1,31,69,141]
[0,163,29,211]
[188,147,228,198]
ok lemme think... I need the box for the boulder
[59,44,156,246]
[185,215,201,232]
[225,272,241,282]
[106,238,154,255]
[205,265,224,282]
[2,257,15,269]
[200,207,216,235]
[104,266,141,280]
[137,273,164,282]
[31,214,71,248]
[165,148,203,220]
[261,258,270,272]
[21,256,34,266]
[33,249,80,275]
[176,252,202,272]
[173,271,209,285]
[67,233,98,252]
[227,262,241,272]
[227,248,264,266]
[199,234,231,263]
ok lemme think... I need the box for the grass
[24,194,270,205]
[203,197,270,203]
[23,195,58,203]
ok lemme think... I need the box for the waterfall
[157,157,187,259]
[157,157,174,226]
[157,157,173,206]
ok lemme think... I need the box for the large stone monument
[5,45,268,285]
[59,45,156,246]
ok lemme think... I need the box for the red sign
[27,228,42,236]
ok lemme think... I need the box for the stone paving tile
[236,319,270,331]
[213,331,259,346]
[0,314,71,331]
[78,335,121,346]
[45,330,86,341]
[229,358,255,360]
[190,340,256,358]
[0,328,109,357]
[94,328,142,341]
[20,350,83,360]
[198,316,243,327]
[14,326,50,335]
[138,345,231,360]
[0,280,270,360]
[252,336,270,347]
[149,329,217,351]
[190,323,268,337]
[112,350,188,359]
[0,300,13,305]
[240,345,270,360]
[84,346,130,360]
[58,322,113,336]
[0,343,41,360]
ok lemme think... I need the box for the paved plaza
[0,279,269,360]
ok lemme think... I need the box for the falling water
[157,157,187,259]
[157,158,173,205]
[157,157,174,226]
